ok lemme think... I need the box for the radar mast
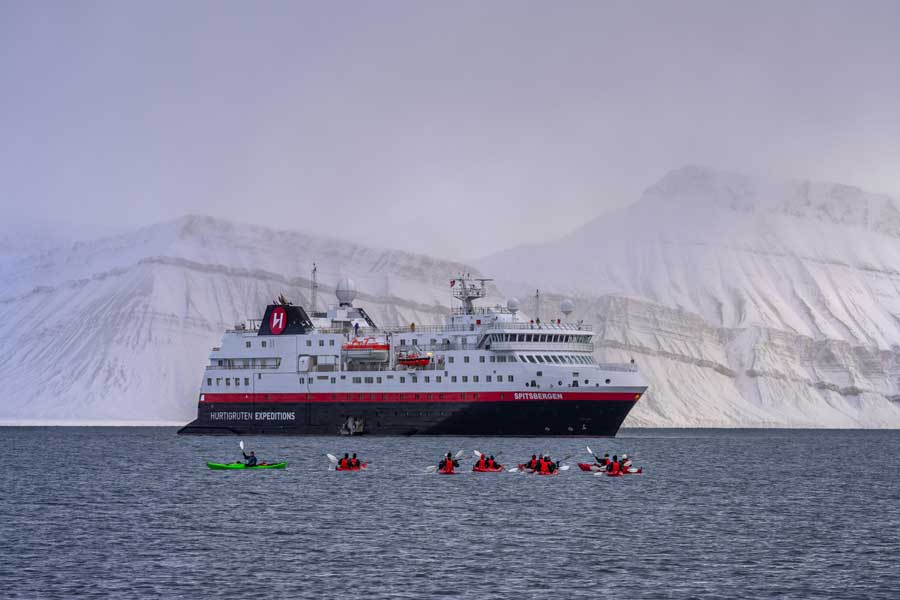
[451,274,492,314]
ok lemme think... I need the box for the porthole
[605,379,611,384]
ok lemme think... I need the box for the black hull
[177,400,637,437]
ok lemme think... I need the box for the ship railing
[205,364,280,370]
[489,341,595,353]
[595,362,639,373]
[320,321,592,337]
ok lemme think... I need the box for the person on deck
[243,450,257,467]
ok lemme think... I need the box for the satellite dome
[335,277,358,306]
[506,297,520,313]
[560,298,575,317]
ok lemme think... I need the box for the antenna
[535,289,541,322]
[311,262,318,311]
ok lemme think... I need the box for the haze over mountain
[1,166,898,426]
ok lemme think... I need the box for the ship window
[319,340,324,347]
[464,356,470,363]
[448,356,455,364]
[262,341,267,348]
[245,341,251,348]
[543,355,552,363]
[364,377,374,384]
[411,376,418,383]
[400,377,406,383]
[225,378,231,386]
[473,375,479,382]
[217,359,223,366]
[537,371,543,377]
[536,356,545,363]
[605,379,611,384]
[376,377,382,383]
[207,378,212,386]
[387,375,394,379]
[353,377,362,383]
[552,356,561,364]
[508,375,514,382]
[329,339,335,346]
[257,373,261,379]
[490,356,496,363]
[451,376,457,383]
[479,356,485,363]
[526,335,533,342]
[235,379,240,387]
[299,377,305,383]
[510,356,517,362]
[486,375,492,382]
[436,376,442,383]
[498,356,506,363]
[462,376,468,383]
[584,379,589,384]
[425,376,430,383]
[331,377,336,384]
[306,340,311,346]
[400,339,406,346]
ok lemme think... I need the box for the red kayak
[517,463,559,475]
[335,462,369,471]
[438,468,457,475]
[472,465,504,473]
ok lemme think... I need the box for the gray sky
[2,1,899,260]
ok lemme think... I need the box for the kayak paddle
[326,453,339,464]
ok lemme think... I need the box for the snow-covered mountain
[2,166,899,426]
[479,166,900,427]
[0,216,495,423]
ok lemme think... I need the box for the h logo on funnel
[270,306,287,335]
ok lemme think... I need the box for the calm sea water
[2,428,898,599]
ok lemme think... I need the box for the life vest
[350,458,359,468]
[610,461,620,475]
[477,456,486,468]
[539,459,549,474]
[487,458,496,469]
[528,459,537,469]
[444,459,455,473]
[339,458,349,469]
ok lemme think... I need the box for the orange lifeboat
[342,338,390,362]
[397,352,431,368]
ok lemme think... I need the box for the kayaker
[621,454,632,471]
[601,453,610,467]
[243,450,258,467]
[487,455,497,469]
[339,453,350,469]
[476,454,487,469]
[607,455,620,475]
[538,456,549,474]
[526,454,538,470]
[439,452,459,473]
[350,453,360,468]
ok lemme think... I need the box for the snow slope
[478,166,900,427]
[0,216,498,423]
[2,166,899,427]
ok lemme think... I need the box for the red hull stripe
[202,391,641,404]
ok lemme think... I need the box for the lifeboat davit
[397,352,431,368]
[342,338,390,362]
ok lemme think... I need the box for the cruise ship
[178,275,647,436]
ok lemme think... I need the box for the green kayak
[206,461,287,470]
